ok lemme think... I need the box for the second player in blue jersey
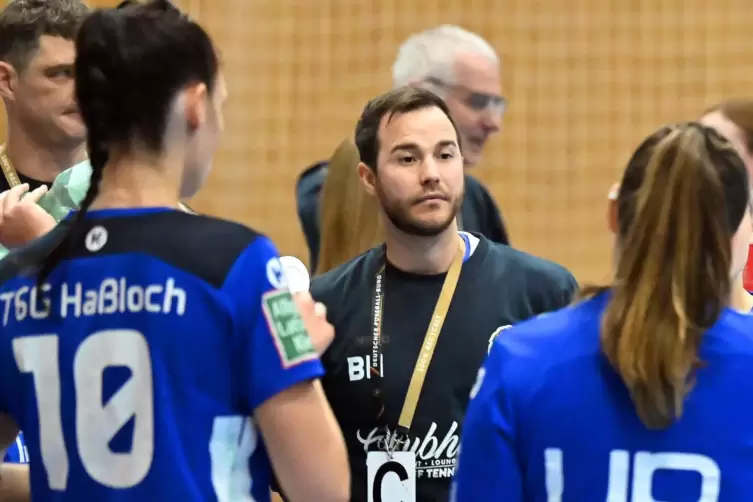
[453,122,753,501]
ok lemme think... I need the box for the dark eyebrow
[390,142,420,154]
[435,140,458,150]
[390,140,458,154]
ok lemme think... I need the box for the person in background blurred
[0,0,90,255]
[297,25,509,272]
[453,122,753,501]
[700,99,753,307]
[316,138,382,276]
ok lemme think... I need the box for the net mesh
[189,0,752,283]
[12,0,753,282]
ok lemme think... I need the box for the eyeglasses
[426,77,507,117]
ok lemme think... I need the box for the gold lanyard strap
[0,145,21,188]
[397,236,465,430]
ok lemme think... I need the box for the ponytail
[34,131,106,287]
[596,124,748,429]
[35,11,116,286]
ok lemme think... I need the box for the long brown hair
[316,139,382,275]
[585,123,750,429]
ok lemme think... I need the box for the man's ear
[0,61,18,102]
[358,161,377,196]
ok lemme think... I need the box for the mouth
[415,194,449,204]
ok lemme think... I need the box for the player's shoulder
[0,210,274,291]
[132,211,276,289]
[310,246,380,302]
[147,210,263,246]
[706,308,753,356]
[0,222,70,287]
[488,293,606,371]
[472,295,605,421]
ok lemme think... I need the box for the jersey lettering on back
[544,448,721,501]
[453,293,753,502]
[0,208,323,501]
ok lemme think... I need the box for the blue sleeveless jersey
[0,207,323,501]
[452,293,753,502]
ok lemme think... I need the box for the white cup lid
[279,255,310,293]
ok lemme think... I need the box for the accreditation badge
[367,451,416,502]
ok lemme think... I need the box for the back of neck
[4,122,87,182]
[731,276,753,313]
[384,223,459,275]
[88,155,184,211]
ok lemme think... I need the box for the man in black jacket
[296,25,509,271]
[309,86,575,502]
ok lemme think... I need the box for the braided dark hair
[36,0,218,285]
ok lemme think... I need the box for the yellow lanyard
[371,237,465,438]
[0,145,22,188]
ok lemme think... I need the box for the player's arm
[256,381,347,502]
[225,236,349,502]
[0,463,30,502]
[452,344,523,501]
[0,414,28,502]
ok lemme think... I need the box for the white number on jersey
[209,416,259,500]
[13,329,155,490]
[545,448,721,501]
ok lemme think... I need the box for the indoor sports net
[86,0,753,282]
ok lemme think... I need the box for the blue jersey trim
[460,232,471,263]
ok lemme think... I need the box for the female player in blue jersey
[452,122,753,501]
[0,1,349,501]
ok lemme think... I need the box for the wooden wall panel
[4,0,752,281]
[194,0,752,281]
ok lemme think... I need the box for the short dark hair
[36,0,220,285]
[0,0,90,71]
[354,86,461,171]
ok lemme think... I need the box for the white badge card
[367,451,416,502]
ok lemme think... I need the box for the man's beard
[377,188,463,237]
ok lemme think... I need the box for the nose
[419,158,441,185]
[480,108,502,133]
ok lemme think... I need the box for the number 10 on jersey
[13,329,154,490]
